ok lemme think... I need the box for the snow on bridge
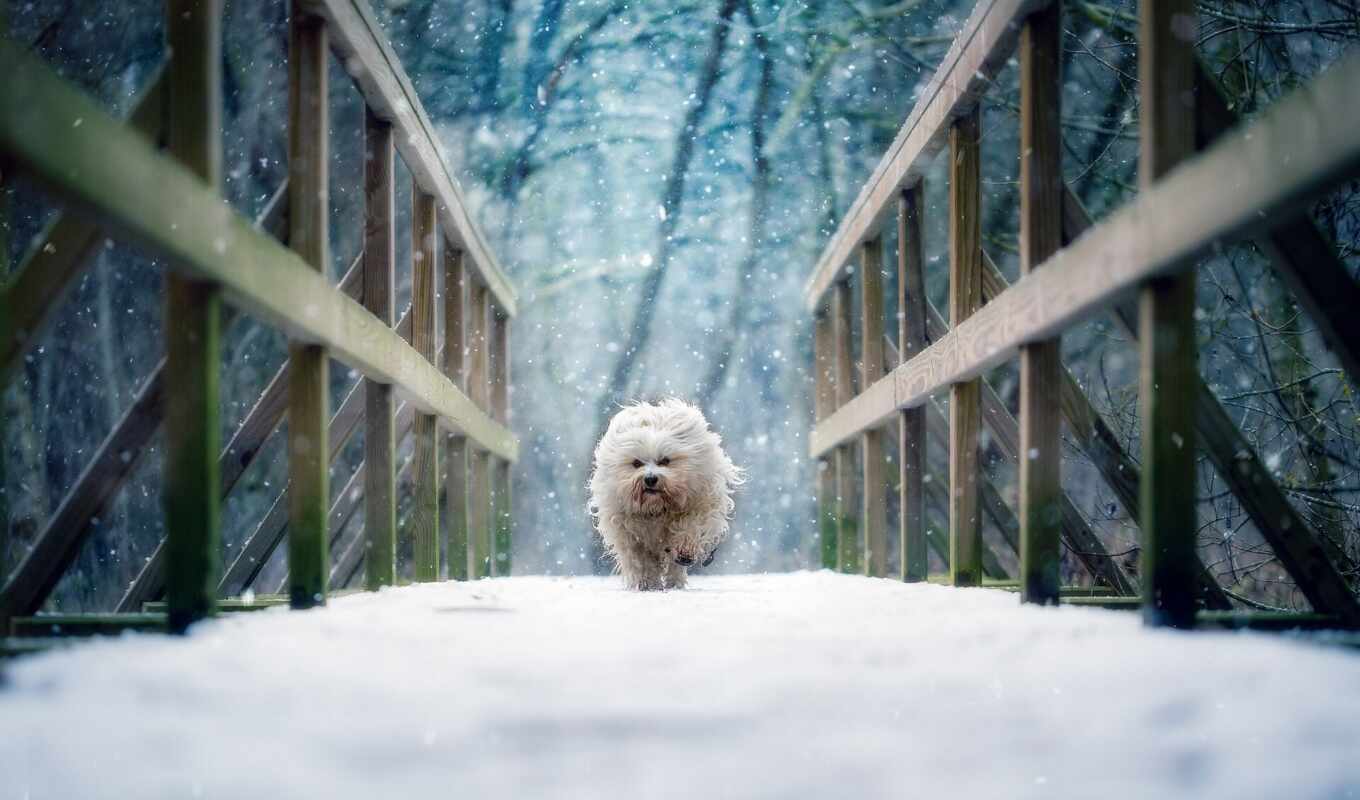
[3,572,1358,799]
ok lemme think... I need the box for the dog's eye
[659,457,671,466]
[631,459,643,468]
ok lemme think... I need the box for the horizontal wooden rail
[808,52,1360,458]
[300,0,516,316]
[0,41,517,462]
[803,0,1044,310]
[0,65,168,381]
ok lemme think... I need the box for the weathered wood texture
[443,247,470,580]
[226,390,413,596]
[163,0,224,633]
[804,0,1045,309]
[813,310,839,570]
[806,52,1360,458]
[948,110,983,587]
[4,188,293,626]
[1137,0,1199,629]
[897,185,928,582]
[859,238,887,577]
[115,250,364,612]
[491,312,512,574]
[1017,1,1063,605]
[0,42,519,461]
[466,282,492,577]
[0,66,167,382]
[832,280,859,574]
[885,334,1137,596]
[408,188,440,582]
[298,0,516,316]
[363,109,397,590]
[287,9,331,609]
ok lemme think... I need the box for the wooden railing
[0,0,517,637]
[807,0,1360,629]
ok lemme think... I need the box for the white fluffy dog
[589,399,742,590]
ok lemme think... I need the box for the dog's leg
[663,560,688,590]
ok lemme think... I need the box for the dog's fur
[589,399,742,590]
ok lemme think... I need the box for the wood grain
[286,8,330,609]
[1017,1,1063,606]
[897,185,928,582]
[832,280,859,574]
[408,188,440,582]
[859,238,887,577]
[0,41,520,461]
[162,0,224,633]
[443,247,469,580]
[0,65,167,382]
[1137,0,1199,629]
[813,310,838,570]
[363,109,397,590]
[948,110,983,587]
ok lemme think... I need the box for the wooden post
[286,6,330,609]
[466,281,492,579]
[443,247,470,581]
[362,108,396,591]
[491,311,512,576]
[948,108,983,587]
[812,309,838,570]
[409,187,440,582]
[1139,0,1199,628]
[897,184,927,583]
[859,238,887,577]
[1018,2,1063,605]
[831,279,858,574]
[163,0,222,633]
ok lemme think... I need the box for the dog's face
[591,400,723,518]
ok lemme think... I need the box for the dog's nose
[644,474,659,488]
[674,554,695,567]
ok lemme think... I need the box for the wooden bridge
[0,0,518,639]
[1,0,1360,794]
[807,0,1360,632]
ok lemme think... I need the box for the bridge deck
[2,573,1357,798]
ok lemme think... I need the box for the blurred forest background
[3,0,1359,611]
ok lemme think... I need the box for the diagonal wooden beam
[1194,61,1360,385]
[0,66,168,382]
[232,384,421,597]
[887,335,1138,595]
[1062,185,1360,626]
[112,244,366,612]
[1,186,290,629]
[277,435,418,597]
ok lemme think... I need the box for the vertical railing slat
[812,309,838,570]
[286,6,330,609]
[491,311,512,576]
[948,109,983,587]
[443,248,470,581]
[362,108,397,591]
[897,184,928,583]
[1138,0,1201,628]
[859,238,887,577]
[163,0,223,632]
[832,280,858,574]
[409,188,440,582]
[466,281,492,578]
[1018,1,1064,605]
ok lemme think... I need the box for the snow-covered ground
[2,572,1358,799]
